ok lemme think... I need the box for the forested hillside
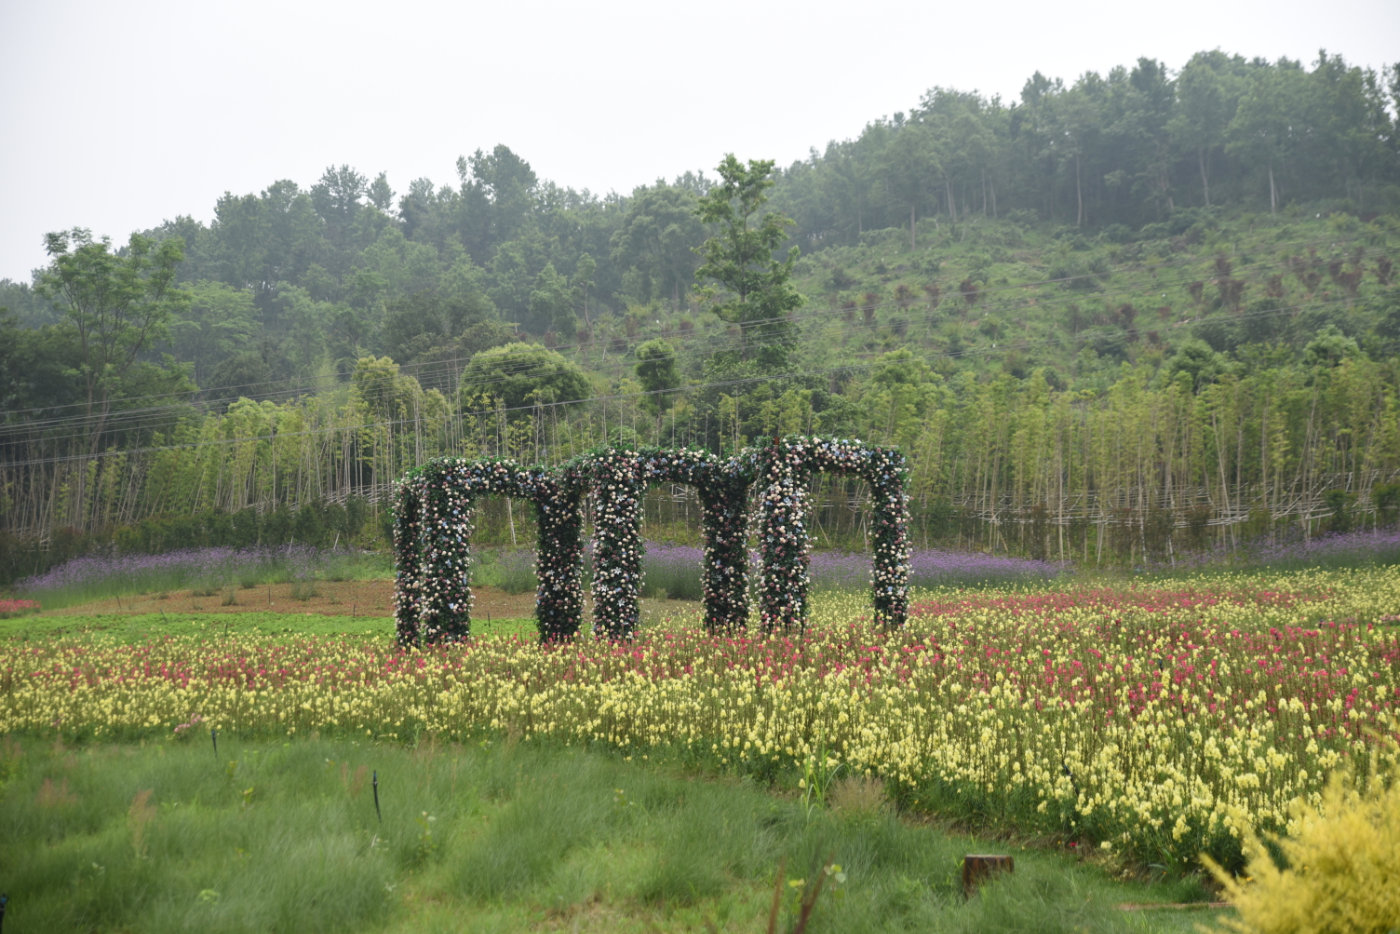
[3,49,1399,578]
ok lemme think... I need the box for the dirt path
[46,580,540,619]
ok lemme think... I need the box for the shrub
[1205,749,1400,933]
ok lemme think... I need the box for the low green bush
[1205,748,1400,933]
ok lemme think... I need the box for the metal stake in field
[211,728,218,758]
[372,770,381,822]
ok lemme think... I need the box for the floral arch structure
[751,438,910,632]
[392,438,909,645]
[392,459,583,646]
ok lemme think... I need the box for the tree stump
[962,854,1014,898]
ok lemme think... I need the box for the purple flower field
[642,541,1062,597]
[810,546,1064,590]
[1149,527,1400,572]
[1246,527,1400,565]
[14,545,349,608]
[477,541,1063,603]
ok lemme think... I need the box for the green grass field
[1,734,1219,933]
[0,610,536,644]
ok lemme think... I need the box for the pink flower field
[0,598,40,618]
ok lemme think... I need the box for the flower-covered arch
[753,438,910,633]
[584,447,752,638]
[393,459,583,647]
[393,438,908,643]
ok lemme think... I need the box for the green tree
[693,155,803,372]
[367,171,394,211]
[879,120,940,247]
[37,228,190,449]
[170,281,258,387]
[1228,60,1308,214]
[458,341,591,413]
[610,184,703,308]
[1170,51,1245,207]
[634,338,680,414]
[526,262,575,337]
[459,145,538,251]
[310,164,367,242]
[1052,79,1103,227]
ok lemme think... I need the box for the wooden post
[962,854,1014,898]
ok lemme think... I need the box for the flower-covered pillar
[757,438,911,632]
[758,440,812,633]
[695,461,752,632]
[586,446,755,637]
[392,476,427,647]
[588,450,645,639]
[530,465,585,642]
[405,460,475,645]
[394,437,908,642]
[640,447,753,633]
[394,458,589,646]
[863,446,911,628]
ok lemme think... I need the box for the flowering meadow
[11,545,386,611]
[0,598,41,618]
[3,566,1398,870]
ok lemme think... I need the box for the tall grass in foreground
[0,736,1212,934]
[11,547,392,610]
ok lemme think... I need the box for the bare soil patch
[46,580,540,620]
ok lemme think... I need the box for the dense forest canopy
[2,49,1400,577]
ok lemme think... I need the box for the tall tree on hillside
[211,180,325,296]
[1013,71,1066,222]
[827,138,876,239]
[1170,51,1245,207]
[398,177,456,246]
[311,164,368,253]
[918,88,993,226]
[459,145,538,250]
[879,120,940,248]
[367,171,394,212]
[693,155,804,372]
[170,280,258,387]
[1118,58,1177,216]
[1303,51,1394,207]
[1228,59,1308,214]
[610,184,704,308]
[1053,77,1104,227]
[37,229,190,450]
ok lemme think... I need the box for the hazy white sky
[2,0,1396,283]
